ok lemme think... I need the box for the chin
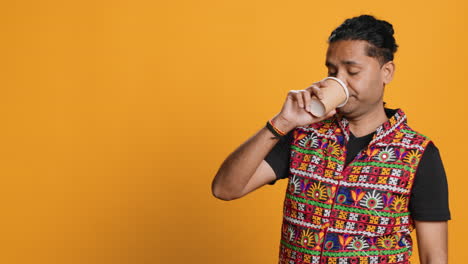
[337,104,353,114]
[337,103,359,118]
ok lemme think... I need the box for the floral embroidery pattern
[360,190,384,210]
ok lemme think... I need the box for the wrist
[271,115,295,134]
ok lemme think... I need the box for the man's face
[325,40,390,118]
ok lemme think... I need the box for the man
[211,15,450,264]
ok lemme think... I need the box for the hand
[272,80,337,132]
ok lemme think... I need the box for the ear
[381,61,395,85]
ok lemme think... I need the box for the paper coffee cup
[309,77,349,117]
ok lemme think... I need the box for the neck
[344,106,388,137]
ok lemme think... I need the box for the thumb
[323,109,337,119]
[326,109,336,118]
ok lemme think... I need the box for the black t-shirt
[265,127,451,221]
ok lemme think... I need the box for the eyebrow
[325,60,361,67]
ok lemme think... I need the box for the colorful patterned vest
[278,108,431,264]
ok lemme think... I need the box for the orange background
[1,0,466,263]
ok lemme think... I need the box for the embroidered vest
[278,108,431,264]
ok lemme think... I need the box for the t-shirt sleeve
[408,141,451,221]
[265,129,294,185]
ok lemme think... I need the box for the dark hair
[328,15,398,65]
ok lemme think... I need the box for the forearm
[418,243,448,264]
[416,220,449,264]
[211,115,293,200]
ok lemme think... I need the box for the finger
[309,85,323,100]
[306,82,320,89]
[301,90,312,112]
[292,90,304,108]
[287,90,299,100]
[316,80,327,87]
[308,82,320,87]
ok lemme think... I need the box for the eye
[328,71,337,77]
[349,71,359,76]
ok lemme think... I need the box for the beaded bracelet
[266,119,286,139]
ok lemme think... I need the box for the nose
[335,73,349,89]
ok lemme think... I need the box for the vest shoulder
[398,124,432,145]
